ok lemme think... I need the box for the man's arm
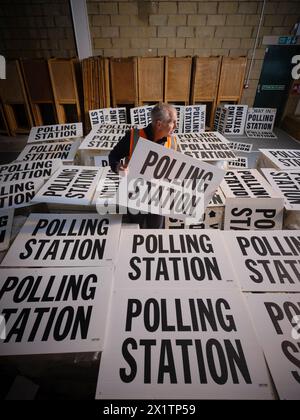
[108,130,131,173]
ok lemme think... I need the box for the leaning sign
[245,293,300,400]
[16,140,80,162]
[96,288,272,399]
[1,213,122,267]
[79,124,132,151]
[27,123,83,143]
[117,139,225,224]
[217,105,248,136]
[89,107,127,127]
[183,105,206,133]
[0,267,113,355]
[245,108,277,139]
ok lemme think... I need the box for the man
[109,102,178,228]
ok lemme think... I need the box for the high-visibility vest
[128,128,177,160]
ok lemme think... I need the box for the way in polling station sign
[95,288,273,399]
[0,267,113,355]
[116,139,225,224]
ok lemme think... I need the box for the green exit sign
[278,36,297,45]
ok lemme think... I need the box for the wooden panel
[0,101,11,135]
[138,57,164,104]
[0,61,24,102]
[191,57,221,102]
[217,56,247,103]
[110,58,138,106]
[20,59,53,102]
[164,57,192,104]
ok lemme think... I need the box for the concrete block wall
[0,0,76,59]
[87,0,300,106]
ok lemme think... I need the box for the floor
[0,128,299,400]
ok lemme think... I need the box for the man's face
[156,109,177,137]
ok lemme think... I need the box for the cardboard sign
[222,170,284,230]
[259,149,300,170]
[93,167,122,211]
[245,108,277,138]
[16,140,80,162]
[0,209,14,251]
[245,293,300,399]
[261,169,300,211]
[176,132,236,161]
[0,160,62,183]
[32,166,102,206]
[79,124,132,151]
[28,123,83,143]
[89,107,127,127]
[183,105,206,133]
[130,106,153,128]
[227,157,248,169]
[213,106,222,131]
[117,139,225,224]
[96,288,272,399]
[229,142,253,153]
[217,105,248,135]
[114,230,236,289]
[0,179,44,210]
[0,267,113,355]
[94,156,109,167]
[224,231,300,291]
[172,105,184,133]
[1,213,122,267]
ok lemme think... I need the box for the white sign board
[0,179,44,210]
[79,124,132,151]
[0,160,62,183]
[16,140,80,162]
[1,213,122,267]
[93,167,121,210]
[224,231,300,291]
[96,288,272,399]
[245,108,277,138]
[94,156,109,167]
[261,169,300,211]
[28,123,83,143]
[117,139,225,224]
[227,157,248,169]
[130,106,153,128]
[229,142,253,153]
[32,166,102,206]
[218,105,248,135]
[114,230,237,289]
[89,107,127,127]
[0,267,113,355]
[213,106,222,131]
[172,105,184,133]
[0,209,14,251]
[245,293,300,400]
[183,105,206,133]
[259,149,300,169]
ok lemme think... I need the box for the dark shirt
[108,123,168,173]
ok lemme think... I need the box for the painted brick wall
[87,0,300,106]
[0,0,76,59]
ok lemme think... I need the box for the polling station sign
[32,166,103,206]
[245,108,277,138]
[93,167,122,213]
[227,157,248,169]
[130,105,153,128]
[183,105,206,133]
[27,123,83,143]
[245,293,300,400]
[217,105,248,135]
[79,124,132,151]
[0,209,14,252]
[94,156,109,167]
[259,149,300,170]
[16,140,80,162]
[261,169,300,211]
[228,142,253,153]
[89,107,127,127]
[117,139,225,224]
[96,288,272,399]
[1,213,122,267]
[0,159,62,183]
[224,231,300,292]
[0,178,45,210]
[222,170,284,230]
[0,267,113,355]
[114,230,237,290]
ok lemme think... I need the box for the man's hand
[116,162,128,174]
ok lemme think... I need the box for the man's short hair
[151,103,176,124]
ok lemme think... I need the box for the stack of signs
[1,213,122,268]
[32,166,103,210]
[245,108,277,139]
[183,105,206,133]
[89,107,127,127]
[130,105,153,128]
[16,140,80,163]
[93,167,123,215]
[261,169,300,229]
[176,132,236,161]
[258,149,300,171]
[0,209,14,251]
[227,157,249,169]
[223,231,300,399]
[216,105,248,136]
[166,187,225,230]
[116,138,225,224]
[221,169,284,230]
[27,123,83,143]
[95,230,273,399]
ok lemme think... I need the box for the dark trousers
[128,212,165,229]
